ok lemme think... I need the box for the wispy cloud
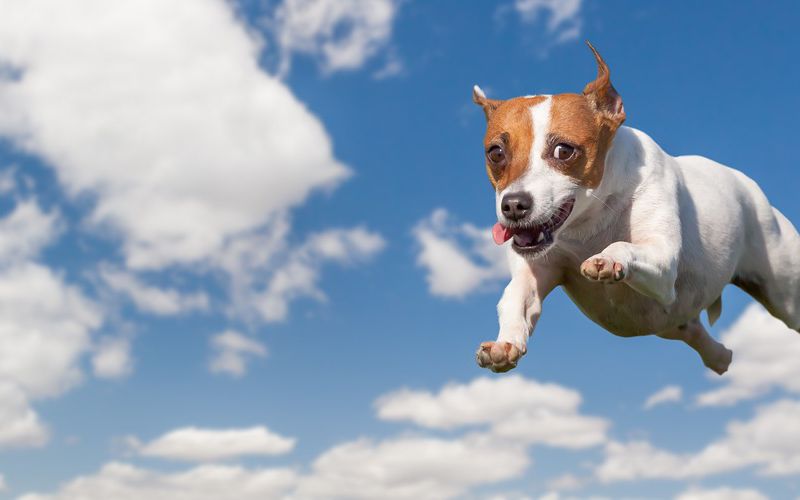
[270,0,402,76]
[643,385,683,410]
[596,398,800,482]
[208,330,267,378]
[21,375,606,499]
[696,303,800,406]
[127,426,295,462]
[413,209,508,298]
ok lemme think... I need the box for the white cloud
[372,51,404,80]
[99,266,209,316]
[21,434,526,500]
[0,199,59,262]
[696,303,800,406]
[675,486,768,500]
[513,0,582,44]
[0,168,16,194]
[0,0,386,330]
[209,330,267,378]
[0,0,350,270]
[131,426,295,462]
[413,209,509,298]
[295,435,529,500]
[0,262,102,399]
[92,336,133,379]
[643,385,683,410]
[546,473,585,492]
[596,440,690,483]
[0,259,102,449]
[22,375,607,499]
[17,462,298,500]
[252,227,385,322]
[596,399,800,482]
[376,375,608,449]
[0,195,103,450]
[0,382,48,448]
[272,0,400,74]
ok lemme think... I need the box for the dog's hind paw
[580,255,625,283]
[704,346,733,376]
[476,341,523,373]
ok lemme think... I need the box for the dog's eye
[487,145,507,166]
[553,143,575,161]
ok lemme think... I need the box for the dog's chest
[560,270,674,336]
[552,246,703,335]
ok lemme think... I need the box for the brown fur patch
[545,93,614,188]
[483,96,546,191]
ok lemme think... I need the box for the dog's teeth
[536,232,545,243]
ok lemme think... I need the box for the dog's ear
[582,41,625,128]
[472,85,501,121]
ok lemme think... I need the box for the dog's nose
[501,192,533,221]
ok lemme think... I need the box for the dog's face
[474,43,626,259]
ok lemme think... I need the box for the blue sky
[0,0,799,498]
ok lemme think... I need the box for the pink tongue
[492,223,513,245]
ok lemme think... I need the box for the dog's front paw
[476,341,524,373]
[580,254,625,283]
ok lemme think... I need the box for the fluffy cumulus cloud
[0,0,350,270]
[129,426,295,462]
[674,486,768,500]
[272,0,400,74]
[376,375,609,449]
[23,375,607,499]
[295,435,529,500]
[0,382,48,448]
[513,0,583,44]
[0,0,386,336]
[413,209,509,298]
[0,199,60,262]
[16,462,299,500]
[91,335,133,380]
[99,266,209,316]
[23,436,527,500]
[252,227,385,322]
[301,375,604,498]
[643,385,683,410]
[596,399,800,482]
[0,260,102,399]
[696,303,800,406]
[0,194,102,449]
[208,330,267,378]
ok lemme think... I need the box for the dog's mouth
[492,198,575,254]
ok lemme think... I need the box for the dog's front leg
[476,255,561,373]
[580,239,679,305]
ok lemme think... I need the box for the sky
[0,0,799,498]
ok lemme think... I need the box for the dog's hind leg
[734,207,800,332]
[658,319,732,375]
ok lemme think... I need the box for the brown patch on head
[481,96,546,191]
[540,42,626,188]
[474,42,624,191]
[544,93,610,188]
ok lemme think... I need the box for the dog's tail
[706,295,722,327]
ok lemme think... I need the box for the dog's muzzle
[492,198,575,255]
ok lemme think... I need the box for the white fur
[485,122,800,374]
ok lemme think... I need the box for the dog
[473,42,800,374]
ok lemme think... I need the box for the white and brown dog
[474,42,800,374]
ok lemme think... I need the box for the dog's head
[474,42,625,259]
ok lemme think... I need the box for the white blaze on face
[496,95,586,233]
[497,96,561,222]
